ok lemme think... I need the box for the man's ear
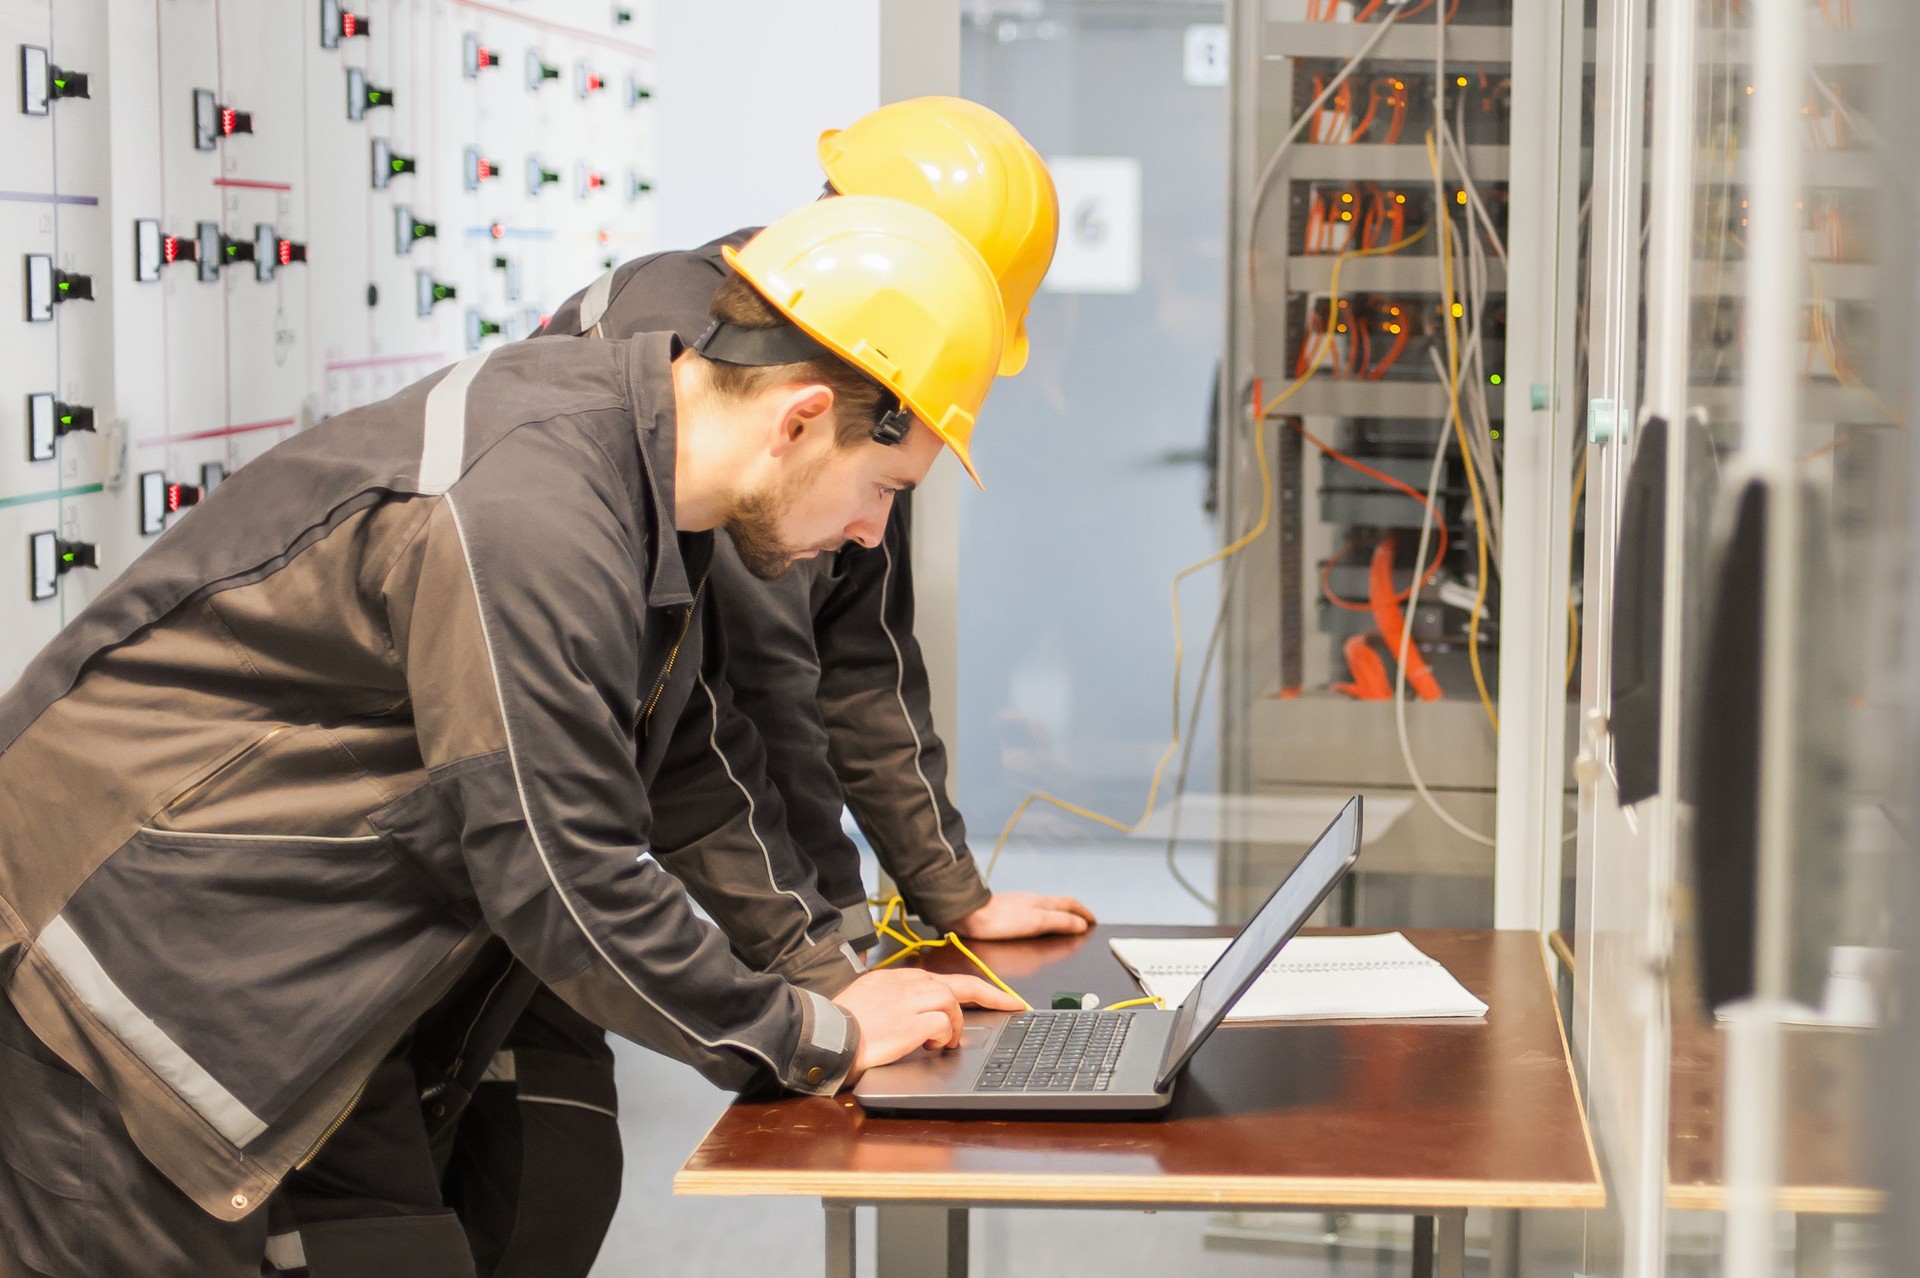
[768,384,836,458]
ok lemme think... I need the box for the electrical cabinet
[2,0,655,685]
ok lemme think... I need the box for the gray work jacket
[0,335,856,1222]
[548,235,993,942]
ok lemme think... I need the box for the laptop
[854,795,1363,1115]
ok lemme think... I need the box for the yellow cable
[1104,996,1166,1011]
[1427,131,1498,734]
[864,897,1035,1010]
[980,224,1432,883]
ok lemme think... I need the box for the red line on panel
[213,178,295,191]
[448,0,653,56]
[324,352,447,372]
[137,417,295,447]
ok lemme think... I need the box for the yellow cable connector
[865,897,1034,1010]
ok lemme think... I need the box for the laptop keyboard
[972,1010,1136,1092]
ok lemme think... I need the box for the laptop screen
[1154,796,1362,1089]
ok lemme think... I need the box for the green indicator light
[1490,429,1502,440]
[54,79,67,90]
[1489,373,1503,385]
[57,280,70,291]
[61,551,74,564]
[392,158,405,171]
[59,415,72,426]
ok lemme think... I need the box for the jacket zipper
[641,572,709,728]
[295,1074,370,1170]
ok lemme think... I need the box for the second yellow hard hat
[818,96,1058,377]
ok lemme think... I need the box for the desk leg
[1794,1215,1835,1278]
[825,1202,856,1278]
[1412,1215,1434,1278]
[875,1204,968,1278]
[1436,1210,1467,1278]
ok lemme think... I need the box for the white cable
[1396,409,1496,847]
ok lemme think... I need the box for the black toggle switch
[526,52,561,92]
[26,393,93,461]
[466,310,504,350]
[372,138,417,189]
[395,208,437,255]
[613,8,635,25]
[416,270,457,317]
[53,269,92,303]
[628,173,653,202]
[219,234,257,267]
[527,158,561,198]
[55,401,95,437]
[168,481,203,513]
[347,68,394,121]
[627,76,652,109]
[50,66,90,101]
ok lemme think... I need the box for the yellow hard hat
[720,194,1004,486]
[818,96,1057,376]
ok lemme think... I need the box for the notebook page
[1108,931,1488,1021]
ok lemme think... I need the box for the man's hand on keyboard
[833,969,1026,1079]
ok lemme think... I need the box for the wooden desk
[677,927,1601,1278]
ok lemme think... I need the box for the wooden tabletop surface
[677,927,1603,1210]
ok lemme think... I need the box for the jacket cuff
[787,989,859,1094]
[901,857,995,934]
[839,902,879,951]
[771,930,864,996]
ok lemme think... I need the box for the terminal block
[320,1,370,48]
[139,472,204,536]
[193,89,253,150]
[27,393,94,462]
[394,208,438,255]
[30,533,97,601]
[347,68,394,121]
[134,220,221,284]
[416,272,458,317]
[19,48,88,116]
[464,35,501,78]
[372,138,417,190]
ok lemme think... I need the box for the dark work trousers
[437,987,624,1278]
[272,1031,478,1278]
[0,994,272,1278]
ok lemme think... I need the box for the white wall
[651,2,881,246]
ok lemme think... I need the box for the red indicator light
[478,47,493,67]
[587,172,604,189]
[163,236,179,264]
[221,107,236,135]
[279,240,292,266]
[539,313,552,328]
[597,229,611,244]
[343,13,357,36]
[489,222,505,239]
[477,159,493,180]
[588,74,604,92]
[166,483,203,513]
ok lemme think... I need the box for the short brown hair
[697,271,890,448]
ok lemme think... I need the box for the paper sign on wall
[1043,156,1142,295]
[1183,24,1228,87]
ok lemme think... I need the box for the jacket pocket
[151,723,395,840]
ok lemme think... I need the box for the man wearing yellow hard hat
[239,99,1087,1276]
[0,153,1040,1277]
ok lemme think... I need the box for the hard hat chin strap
[692,318,912,447]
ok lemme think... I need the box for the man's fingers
[1040,909,1092,934]
[916,1006,961,1050]
[934,973,1028,1011]
[1043,895,1097,923]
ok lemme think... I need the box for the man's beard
[723,455,831,580]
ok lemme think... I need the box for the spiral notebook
[1109,931,1488,1022]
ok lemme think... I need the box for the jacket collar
[625,332,696,607]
